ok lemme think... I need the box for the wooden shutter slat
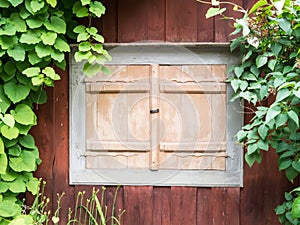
[160,142,226,152]
[86,83,150,93]
[160,83,226,93]
[87,141,150,151]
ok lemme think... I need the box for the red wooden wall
[30,0,298,224]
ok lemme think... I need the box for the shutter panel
[84,64,227,171]
[158,65,227,170]
[85,65,151,169]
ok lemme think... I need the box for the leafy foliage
[0,0,109,223]
[199,0,300,223]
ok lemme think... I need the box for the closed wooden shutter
[85,64,226,171]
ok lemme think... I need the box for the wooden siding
[100,0,238,43]
[30,0,299,224]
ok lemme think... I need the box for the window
[70,45,243,186]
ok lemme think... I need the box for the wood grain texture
[197,188,213,224]
[166,0,198,42]
[153,187,171,225]
[102,0,118,42]
[30,87,55,209]
[211,188,226,225]
[197,3,214,42]
[171,186,197,225]
[118,0,148,42]
[225,188,240,225]
[147,0,165,41]
[123,186,153,225]
[52,67,74,224]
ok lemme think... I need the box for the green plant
[0,0,109,223]
[67,187,125,225]
[198,0,300,223]
[7,181,124,225]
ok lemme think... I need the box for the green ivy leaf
[44,16,66,34]
[19,134,35,149]
[205,7,226,19]
[258,124,268,140]
[20,30,41,44]
[1,170,17,182]
[0,154,8,174]
[0,85,11,113]
[28,51,42,65]
[35,43,52,58]
[0,200,21,217]
[54,37,70,52]
[78,41,91,52]
[72,2,89,17]
[73,25,85,33]
[7,45,26,62]
[266,106,281,124]
[9,148,39,172]
[10,13,26,32]
[51,49,64,62]
[286,166,298,181]
[31,75,44,86]
[256,55,268,68]
[7,0,23,7]
[77,32,89,42]
[26,177,39,195]
[22,67,40,77]
[8,145,22,157]
[277,18,292,35]
[1,125,19,140]
[30,0,44,13]
[11,104,36,125]
[8,215,34,225]
[42,67,60,80]
[288,110,299,127]
[15,123,31,135]
[83,62,101,77]
[46,0,56,7]
[0,35,18,49]
[2,114,15,128]
[80,0,90,5]
[4,79,31,104]
[26,18,43,28]
[90,1,105,17]
[292,161,300,173]
[8,177,26,193]
[275,113,288,128]
[0,0,10,8]
[41,31,57,45]
[270,42,282,57]
[276,89,291,103]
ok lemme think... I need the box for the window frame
[69,44,243,187]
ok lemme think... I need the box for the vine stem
[196,0,246,12]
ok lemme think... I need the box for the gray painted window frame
[69,44,243,187]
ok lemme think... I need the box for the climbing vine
[0,0,109,224]
[200,0,300,224]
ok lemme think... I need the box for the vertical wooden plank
[102,0,118,42]
[105,186,125,225]
[30,87,55,209]
[197,188,213,224]
[123,186,153,225]
[197,3,215,42]
[171,187,197,225]
[166,0,198,42]
[211,188,225,225]
[225,188,240,225]
[147,0,165,41]
[153,187,171,225]
[214,0,243,42]
[118,0,148,42]
[52,67,75,224]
